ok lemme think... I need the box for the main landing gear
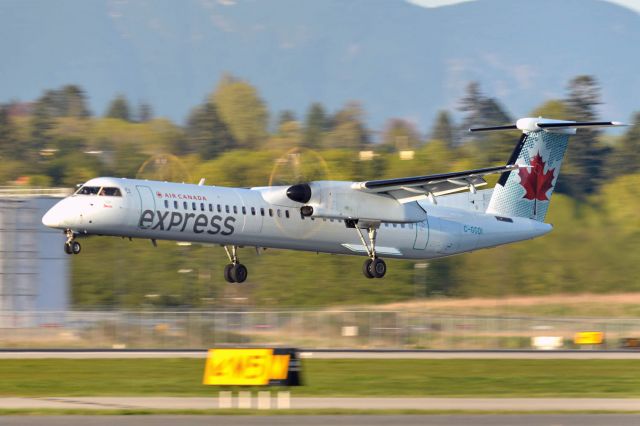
[354,223,386,279]
[63,229,81,255]
[223,245,248,284]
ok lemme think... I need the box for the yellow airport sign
[574,331,604,345]
[203,348,300,386]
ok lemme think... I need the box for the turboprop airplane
[42,117,624,283]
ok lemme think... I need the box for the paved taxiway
[3,415,640,426]
[1,397,640,411]
[1,350,640,359]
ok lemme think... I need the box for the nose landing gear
[63,229,81,255]
[223,245,248,284]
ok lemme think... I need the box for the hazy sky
[408,0,640,14]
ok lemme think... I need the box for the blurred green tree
[210,74,268,149]
[184,102,235,159]
[608,111,640,175]
[33,85,91,119]
[429,110,455,148]
[268,117,303,151]
[303,102,329,149]
[137,102,154,123]
[381,118,420,152]
[105,94,132,121]
[529,99,568,119]
[0,105,15,158]
[277,110,296,127]
[323,101,369,150]
[557,75,610,197]
[459,82,511,140]
[457,82,513,164]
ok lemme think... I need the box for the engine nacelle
[257,181,427,223]
[299,181,426,223]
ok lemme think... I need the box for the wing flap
[341,244,402,256]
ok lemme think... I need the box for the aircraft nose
[42,202,67,228]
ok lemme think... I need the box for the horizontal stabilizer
[470,118,627,134]
[469,124,518,132]
[536,121,626,129]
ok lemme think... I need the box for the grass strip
[1,358,640,397]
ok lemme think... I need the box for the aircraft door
[136,185,156,217]
[413,219,429,250]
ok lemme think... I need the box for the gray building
[0,188,72,312]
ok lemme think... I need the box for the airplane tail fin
[471,118,625,222]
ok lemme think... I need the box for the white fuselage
[42,177,552,260]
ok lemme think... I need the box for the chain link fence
[1,310,639,350]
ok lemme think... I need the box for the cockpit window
[75,186,100,195]
[100,187,122,197]
[75,186,122,196]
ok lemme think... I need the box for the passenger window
[233,206,238,214]
[183,202,188,209]
[164,200,169,209]
[277,209,281,218]
[209,204,213,212]
[392,224,397,228]
[242,206,246,215]
[200,203,205,211]
[174,201,178,209]
[269,209,273,217]
[225,205,230,214]
[260,208,265,216]
[217,205,222,213]
[401,224,405,228]
[192,202,197,211]
[251,207,256,216]
[285,210,290,218]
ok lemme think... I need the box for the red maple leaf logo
[518,153,555,201]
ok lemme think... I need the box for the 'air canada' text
[138,210,236,235]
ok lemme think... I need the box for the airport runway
[1,397,640,411]
[1,349,640,359]
[3,415,640,426]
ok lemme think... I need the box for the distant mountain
[1,0,638,132]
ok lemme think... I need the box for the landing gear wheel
[370,258,386,278]
[71,241,81,255]
[231,264,248,283]
[64,243,73,255]
[362,259,375,279]
[224,264,235,283]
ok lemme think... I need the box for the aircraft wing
[353,164,522,203]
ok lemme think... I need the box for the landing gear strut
[223,245,248,284]
[63,229,81,255]
[354,223,386,279]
